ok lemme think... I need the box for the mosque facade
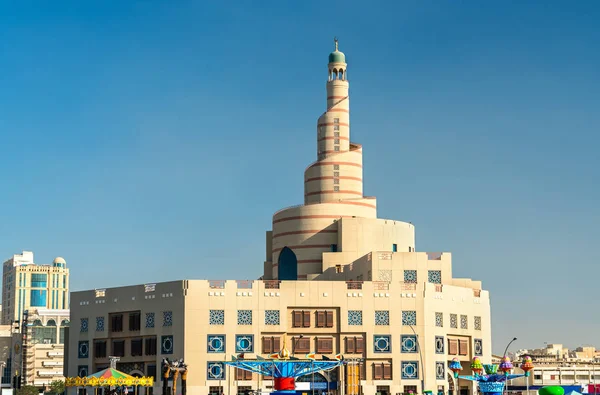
[66,41,492,395]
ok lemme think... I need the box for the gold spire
[334,36,339,51]
[279,336,290,359]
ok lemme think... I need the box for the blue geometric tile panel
[428,270,442,284]
[373,335,391,353]
[235,335,254,353]
[80,318,88,333]
[207,362,226,380]
[474,339,483,356]
[145,312,155,328]
[78,341,89,358]
[78,366,89,378]
[402,311,417,326]
[436,362,445,379]
[237,310,252,325]
[95,317,104,332]
[375,311,389,326]
[401,335,417,353]
[404,270,417,284]
[163,311,173,327]
[401,361,419,379]
[435,336,444,354]
[348,310,363,326]
[161,335,174,354]
[265,310,280,325]
[435,312,443,327]
[210,310,225,325]
[207,335,225,353]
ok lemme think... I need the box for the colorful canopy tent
[65,367,154,387]
[89,368,134,380]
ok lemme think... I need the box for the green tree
[16,385,39,395]
[47,380,65,395]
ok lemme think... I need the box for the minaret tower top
[328,37,347,82]
[329,37,346,64]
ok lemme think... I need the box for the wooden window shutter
[326,311,334,328]
[303,311,311,327]
[356,336,365,353]
[345,337,355,354]
[262,336,272,354]
[293,311,302,328]
[448,339,458,355]
[235,368,243,380]
[325,338,333,353]
[374,363,383,380]
[273,336,281,352]
[383,364,392,380]
[459,339,468,355]
[317,311,325,328]
[317,338,332,354]
[359,362,366,380]
[317,338,324,353]
[244,370,253,380]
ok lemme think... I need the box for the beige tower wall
[271,199,377,279]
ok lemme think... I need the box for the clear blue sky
[1,1,598,352]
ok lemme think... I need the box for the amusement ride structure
[449,356,535,395]
[225,338,344,395]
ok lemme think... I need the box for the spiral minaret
[266,39,380,281]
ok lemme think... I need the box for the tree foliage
[16,385,39,395]
[48,380,65,395]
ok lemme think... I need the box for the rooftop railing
[346,281,363,290]
[209,280,226,289]
[263,280,280,289]
[236,280,254,289]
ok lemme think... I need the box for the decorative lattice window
[264,310,280,325]
[348,310,362,326]
[209,310,225,325]
[450,314,457,329]
[402,311,417,326]
[435,312,443,327]
[460,314,468,329]
[374,311,389,326]
[428,270,442,284]
[237,310,252,325]
[404,270,417,284]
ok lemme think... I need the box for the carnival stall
[65,367,154,395]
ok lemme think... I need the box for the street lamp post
[408,325,425,394]
[292,334,304,357]
[503,338,517,395]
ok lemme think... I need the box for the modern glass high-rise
[1,251,70,325]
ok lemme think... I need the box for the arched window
[339,69,344,80]
[332,69,338,80]
[60,319,70,327]
[278,247,298,281]
[32,319,43,327]
[46,319,57,327]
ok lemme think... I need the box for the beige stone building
[66,41,492,395]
